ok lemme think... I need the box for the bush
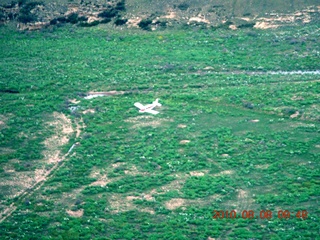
[282,107,297,116]
[20,1,44,15]
[177,3,189,11]
[100,18,111,24]
[237,22,255,28]
[98,9,118,18]
[114,18,127,26]
[115,0,125,11]
[67,13,78,24]
[0,12,6,20]
[138,19,152,31]
[18,13,36,23]
[49,18,57,25]
[56,16,67,23]
[18,0,28,6]
[78,16,88,22]
[247,31,258,37]
[243,102,254,109]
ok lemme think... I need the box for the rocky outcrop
[0,0,126,30]
[0,0,319,31]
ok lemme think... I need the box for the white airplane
[134,98,162,114]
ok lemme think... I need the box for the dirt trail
[0,113,83,224]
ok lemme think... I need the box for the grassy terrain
[0,22,319,239]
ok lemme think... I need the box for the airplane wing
[134,102,145,110]
[145,109,159,115]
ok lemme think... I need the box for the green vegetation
[0,21,319,239]
[18,1,44,23]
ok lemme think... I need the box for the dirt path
[0,114,83,224]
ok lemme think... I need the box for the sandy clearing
[66,209,84,218]
[165,198,185,210]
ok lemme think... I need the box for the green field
[0,22,319,239]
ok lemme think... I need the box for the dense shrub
[115,0,125,11]
[100,18,112,24]
[282,107,297,115]
[98,9,118,18]
[56,16,67,23]
[237,22,255,28]
[114,18,127,26]
[49,18,57,25]
[18,1,44,23]
[243,102,254,109]
[138,19,152,31]
[177,3,189,11]
[66,13,79,24]
[18,13,36,23]
[78,16,88,22]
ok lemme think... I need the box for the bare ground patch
[189,170,209,176]
[254,21,279,29]
[160,173,188,194]
[125,116,173,128]
[124,164,149,176]
[300,104,320,121]
[164,194,221,211]
[83,109,95,114]
[179,140,190,144]
[0,112,81,223]
[69,99,80,104]
[0,114,9,129]
[165,198,185,210]
[234,189,253,213]
[0,148,15,158]
[66,209,84,218]
[90,175,112,187]
[291,95,305,101]
[84,91,125,99]
[161,10,177,19]
[255,164,270,169]
[42,112,74,164]
[0,169,36,199]
[213,170,234,177]
[290,111,300,119]
[253,8,316,29]
[89,167,123,187]
[55,186,86,211]
[126,17,143,28]
[75,117,85,139]
[109,194,154,214]
[188,16,210,25]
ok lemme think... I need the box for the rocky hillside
[0,0,319,31]
[0,0,127,30]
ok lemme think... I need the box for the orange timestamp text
[212,210,308,220]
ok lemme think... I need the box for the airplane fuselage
[134,99,161,114]
[139,104,156,112]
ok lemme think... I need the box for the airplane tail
[154,98,162,106]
